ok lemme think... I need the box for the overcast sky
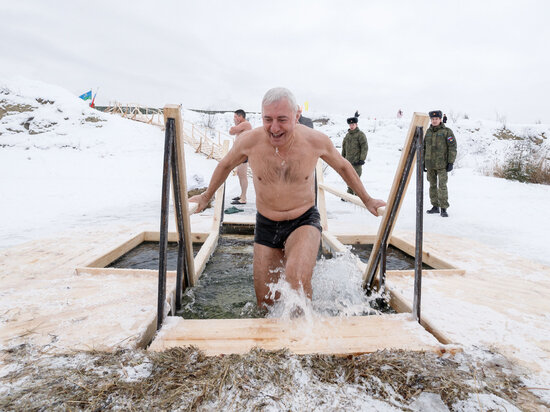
[1,0,548,122]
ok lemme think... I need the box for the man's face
[431,117,442,126]
[233,113,244,125]
[349,122,357,130]
[262,99,298,147]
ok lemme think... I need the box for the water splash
[265,251,388,320]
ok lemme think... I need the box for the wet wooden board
[149,314,443,355]
[387,230,550,373]
[0,225,175,351]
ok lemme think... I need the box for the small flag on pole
[90,88,99,108]
[79,90,92,101]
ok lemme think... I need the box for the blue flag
[79,90,92,101]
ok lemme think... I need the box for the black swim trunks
[254,206,322,249]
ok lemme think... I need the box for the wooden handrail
[317,182,385,216]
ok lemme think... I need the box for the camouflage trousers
[347,165,363,195]
[427,168,449,209]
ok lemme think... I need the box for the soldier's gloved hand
[353,160,365,166]
[446,163,454,172]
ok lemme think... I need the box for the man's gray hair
[262,87,298,113]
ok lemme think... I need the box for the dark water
[178,236,261,319]
[350,244,432,270]
[108,241,201,270]
[107,238,424,319]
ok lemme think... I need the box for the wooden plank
[387,288,453,345]
[334,234,378,244]
[363,113,430,286]
[144,231,179,242]
[316,160,328,230]
[192,230,219,285]
[318,183,385,216]
[322,231,346,253]
[386,269,466,277]
[223,215,256,225]
[164,104,196,284]
[143,231,209,243]
[390,235,455,269]
[84,232,145,268]
[75,267,177,278]
[149,315,442,355]
[322,231,367,270]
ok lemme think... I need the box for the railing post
[157,118,175,330]
[413,126,424,323]
[365,141,417,291]
[170,128,190,311]
[379,239,387,292]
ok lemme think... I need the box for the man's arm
[446,128,457,164]
[341,136,346,158]
[229,121,252,135]
[189,138,249,212]
[360,132,368,161]
[320,135,386,216]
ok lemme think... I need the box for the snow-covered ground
[2,77,549,265]
[2,77,550,409]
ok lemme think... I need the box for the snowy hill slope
[0,77,218,248]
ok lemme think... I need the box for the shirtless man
[190,88,386,309]
[228,109,252,204]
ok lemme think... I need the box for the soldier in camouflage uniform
[423,110,457,217]
[341,111,368,195]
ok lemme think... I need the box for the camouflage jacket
[423,124,457,170]
[341,128,368,164]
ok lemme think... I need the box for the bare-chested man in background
[190,87,386,309]
[228,109,252,204]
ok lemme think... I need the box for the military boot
[426,206,440,214]
[440,208,448,217]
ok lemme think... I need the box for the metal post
[412,126,424,323]
[378,239,387,292]
[365,142,417,291]
[220,184,226,233]
[157,118,174,330]
[170,127,190,311]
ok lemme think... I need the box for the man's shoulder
[442,125,455,136]
[299,125,330,145]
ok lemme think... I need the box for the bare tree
[495,111,507,130]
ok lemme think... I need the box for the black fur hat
[347,110,360,124]
[429,110,443,119]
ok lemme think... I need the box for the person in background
[423,110,457,217]
[442,113,448,124]
[341,111,368,195]
[298,111,314,129]
[229,109,252,204]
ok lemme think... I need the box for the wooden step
[149,314,443,355]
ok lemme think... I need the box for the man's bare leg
[253,243,284,309]
[282,225,321,298]
[237,163,248,203]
